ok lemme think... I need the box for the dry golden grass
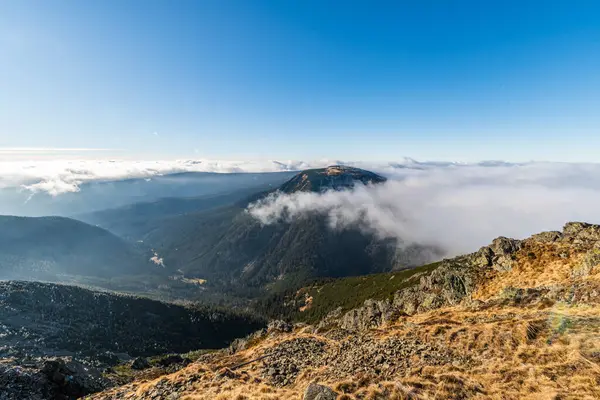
[474,240,600,302]
[91,301,600,400]
[89,240,600,400]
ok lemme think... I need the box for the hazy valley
[1,166,600,400]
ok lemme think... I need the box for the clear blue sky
[1,0,599,162]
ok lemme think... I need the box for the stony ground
[86,223,600,399]
[85,301,600,399]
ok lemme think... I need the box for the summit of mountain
[277,165,386,194]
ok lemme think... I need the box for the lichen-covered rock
[303,383,337,400]
[228,326,270,354]
[573,248,600,278]
[562,222,600,247]
[339,299,397,331]
[488,237,521,271]
[316,307,344,331]
[328,233,527,330]
[530,231,562,243]
[563,222,593,237]
[267,320,293,334]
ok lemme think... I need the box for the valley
[1,168,600,399]
[5,2,597,398]
[86,221,600,400]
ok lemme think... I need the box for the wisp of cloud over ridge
[248,162,600,257]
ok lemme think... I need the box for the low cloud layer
[248,162,600,257]
[0,157,516,196]
[0,159,320,196]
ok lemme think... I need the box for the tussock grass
[89,240,600,400]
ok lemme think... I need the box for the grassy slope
[296,262,441,324]
[255,261,442,324]
[90,227,600,400]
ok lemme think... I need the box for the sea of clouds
[2,157,600,256]
[0,158,317,196]
[0,156,514,196]
[247,161,600,256]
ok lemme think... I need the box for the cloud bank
[0,159,320,196]
[4,156,600,255]
[248,162,600,257]
[0,156,506,196]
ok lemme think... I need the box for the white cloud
[248,162,600,257]
[0,157,514,196]
[0,158,328,195]
[3,156,600,255]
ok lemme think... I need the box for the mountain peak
[278,165,386,193]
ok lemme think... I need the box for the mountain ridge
[138,166,439,295]
[0,215,153,281]
[277,165,386,194]
[88,221,600,400]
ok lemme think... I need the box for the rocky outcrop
[339,299,399,331]
[303,383,337,400]
[562,222,600,248]
[229,319,294,355]
[130,357,150,370]
[573,248,600,278]
[475,236,521,271]
[267,320,293,333]
[325,222,600,332]
[530,231,562,243]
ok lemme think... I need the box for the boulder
[303,383,337,400]
[339,299,399,331]
[267,320,293,333]
[156,354,189,368]
[489,237,521,272]
[228,337,249,354]
[130,357,150,370]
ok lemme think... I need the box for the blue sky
[1,0,599,162]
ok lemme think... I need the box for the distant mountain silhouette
[0,215,152,281]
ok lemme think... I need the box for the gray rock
[530,231,562,243]
[228,328,268,354]
[0,357,109,400]
[563,222,592,237]
[267,320,293,333]
[303,383,337,400]
[339,299,402,331]
[561,222,600,249]
[488,237,521,272]
[573,248,600,278]
[228,337,248,354]
[130,357,150,370]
